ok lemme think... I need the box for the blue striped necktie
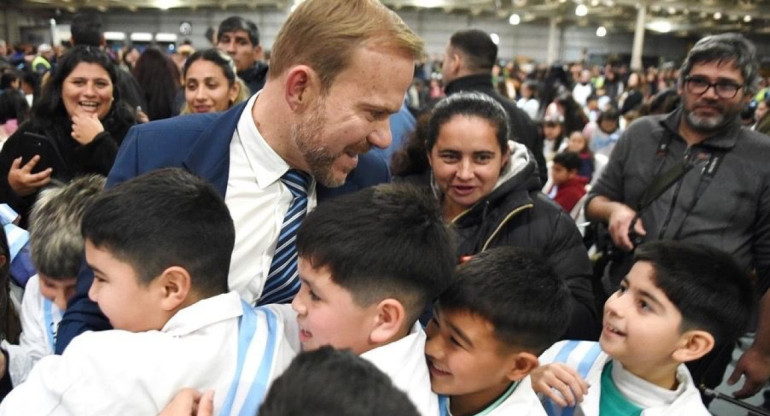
[258,169,310,305]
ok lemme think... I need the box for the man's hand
[158,389,213,416]
[7,156,52,196]
[530,363,590,407]
[607,203,646,251]
[71,113,105,145]
[727,347,770,398]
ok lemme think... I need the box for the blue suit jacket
[56,102,390,353]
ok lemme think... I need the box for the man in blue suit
[56,0,424,352]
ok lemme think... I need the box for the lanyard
[219,302,279,416]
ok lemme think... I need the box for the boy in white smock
[426,247,570,416]
[533,240,754,416]
[0,175,104,389]
[0,169,300,416]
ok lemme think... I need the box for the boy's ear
[369,298,407,345]
[157,266,192,312]
[672,330,715,363]
[504,352,539,382]
[284,65,319,112]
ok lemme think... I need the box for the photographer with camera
[586,33,770,402]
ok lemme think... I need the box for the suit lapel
[182,101,250,196]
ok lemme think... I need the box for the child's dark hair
[552,151,581,172]
[259,346,419,416]
[438,247,571,354]
[81,168,234,297]
[296,183,456,328]
[634,241,755,345]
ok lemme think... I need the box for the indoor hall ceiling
[15,0,770,36]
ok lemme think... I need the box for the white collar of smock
[611,358,686,409]
[162,291,243,337]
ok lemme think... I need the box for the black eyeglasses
[684,76,744,99]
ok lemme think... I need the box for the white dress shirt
[225,93,316,304]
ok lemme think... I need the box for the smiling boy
[536,241,754,415]
[426,247,570,416]
[290,183,456,415]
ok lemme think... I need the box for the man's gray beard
[684,109,726,132]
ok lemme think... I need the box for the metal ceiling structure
[14,0,770,36]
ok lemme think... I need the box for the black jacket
[413,142,600,340]
[445,74,547,184]
[0,118,126,227]
[239,61,269,95]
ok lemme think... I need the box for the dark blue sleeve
[54,261,112,354]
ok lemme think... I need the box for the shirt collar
[162,291,243,337]
[237,92,292,189]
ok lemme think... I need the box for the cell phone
[18,132,54,174]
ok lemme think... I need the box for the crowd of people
[0,0,768,415]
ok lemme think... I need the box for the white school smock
[1,275,62,386]
[538,340,710,416]
[0,292,300,416]
[441,376,546,416]
[361,322,440,416]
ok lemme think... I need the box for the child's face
[600,261,686,378]
[567,133,587,153]
[425,307,519,408]
[292,257,378,355]
[550,163,574,186]
[86,240,166,332]
[38,274,76,311]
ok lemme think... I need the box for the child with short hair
[535,240,755,415]
[547,151,588,213]
[0,168,300,415]
[290,183,457,415]
[565,131,595,181]
[426,247,570,416]
[0,175,104,390]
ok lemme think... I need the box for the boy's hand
[531,363,589,407]
[158,389,214,416]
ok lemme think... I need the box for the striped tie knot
[280,169,310,199]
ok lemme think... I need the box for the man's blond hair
[270,0,423,92]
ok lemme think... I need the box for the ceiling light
[744,15,752,22]
[667,7,676,14]
[714,11,722,19]
[576,4,588,16]
[104,31,126,41]
[646,20,672,33]
[490,33,501,45]
[596,26,607,36]
[509,13,521,24]
[590,0,599,6]
[130,33,153,42]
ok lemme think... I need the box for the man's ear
[254,45,264,60]
[157,266,192,312]
[284,65,318,112]
[505,352,539,382]
[369,298,407,345]
[447,50,460,74]
[672,330,715,363]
